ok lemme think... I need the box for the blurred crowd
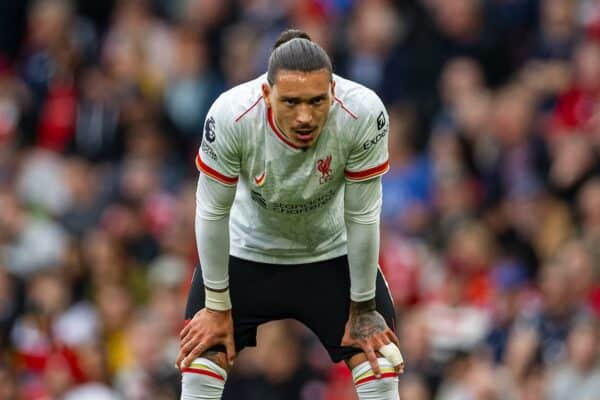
[0,0,599,399]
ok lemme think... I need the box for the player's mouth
[294,127,316,141]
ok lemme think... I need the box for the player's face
[262,69,334,148]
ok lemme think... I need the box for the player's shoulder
[210,74,266,124]
[332,74,385,120]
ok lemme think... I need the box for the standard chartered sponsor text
[252,190,335,214]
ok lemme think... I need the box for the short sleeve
[195,97,241,186]
[344,92,390,182]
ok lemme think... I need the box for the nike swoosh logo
[254,171,266,186]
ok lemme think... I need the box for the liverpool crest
[317,155,333,184]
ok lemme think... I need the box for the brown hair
[267,29,332,85]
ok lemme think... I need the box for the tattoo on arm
[350,310,386,340]
[350,298,376,315]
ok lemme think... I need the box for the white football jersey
[196,73,389,264]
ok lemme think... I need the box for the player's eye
[284,99,297,106]
[311,98,324,105]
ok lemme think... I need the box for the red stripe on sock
[355,372,397,386]
[181,368,225,381]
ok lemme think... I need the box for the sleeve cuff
[196,154,238,186]
[345,160,389,182]
[350,288,377,302]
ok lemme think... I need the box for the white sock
[181,357,227,400]
[352,357,400,400]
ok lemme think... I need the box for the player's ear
[262,83,272,108]
[330,79,336,104]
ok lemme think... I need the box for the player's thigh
[184,257,278,352]
[290,257,396,363]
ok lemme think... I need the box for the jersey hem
[230,244,347,265]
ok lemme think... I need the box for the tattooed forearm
[349,311,386,340]
[349,299,376,315]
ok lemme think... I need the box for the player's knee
[181,357,227,400]
[202,351,231,373]
[352,357,399,400]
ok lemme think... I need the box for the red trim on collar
[266,107,300,149]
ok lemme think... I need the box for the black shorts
[185,255,396,363]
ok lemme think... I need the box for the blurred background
[0,0,599,399]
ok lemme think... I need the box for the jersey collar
[266,107,301,149]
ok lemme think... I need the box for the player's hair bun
[267,29,330,85]
[273,29,312,50]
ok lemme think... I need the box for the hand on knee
[352,357,399,400]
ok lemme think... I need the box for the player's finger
[181,343,205,369]
[175,338,197,370]
[370,338,386,356]
[374,334,388,347]
[180,330,199,349]
[378,342,404,372]
[384,331,404,373]
[364,346,381,378]
[175,348,186,370]
[224,337,237,366]
[180,322,192,339]
[396,362,405,374]
[386,329,401,349]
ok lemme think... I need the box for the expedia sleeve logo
[376,111,386,130]
[204,116,216,143]
[362,111,387,150]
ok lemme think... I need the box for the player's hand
[341,300,404,377]
[176,308,236,370]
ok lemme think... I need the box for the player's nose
[295,106,312,124]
